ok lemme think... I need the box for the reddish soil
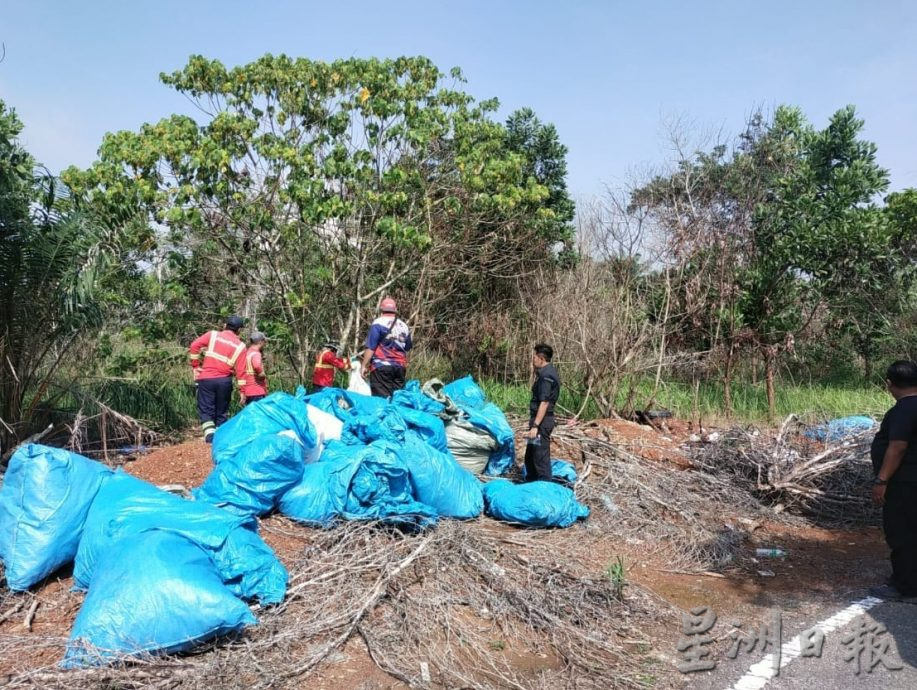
[576,418,694,468]
[125,440,214,487]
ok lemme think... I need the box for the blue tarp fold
[803,415,875,442]
[279,441,438,527]
[211,392,317,464]
[396,434,484,519]
[74,471,286,605]
[194,432,306,516]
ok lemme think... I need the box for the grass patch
[480,377,889,423]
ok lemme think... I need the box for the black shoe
[870,584,904,600]
[204,433,214,444]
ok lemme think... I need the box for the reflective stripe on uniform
[202,421,216,431]
[315,353,334,369]
[236,379,247,386]
[204,331,246,367]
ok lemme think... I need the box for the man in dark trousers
[188,315,246,443]
[524,343,560,482]
[361,297,412,398]
[870,360,917,600]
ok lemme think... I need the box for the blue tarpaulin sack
[393,380,446,415]
[212,392,317,464]
[342,403,409,445]
[397,433,483,519]
[0,444,112,591]
[279,441,438,527]
[482,479,589,528]
[194,432,306,516]
[302,387,360,422]
[441,377,488,409]
[64,531,256,668]
[522,459,578,484]
[278,462,336,526]
[391,381,449,451]
[442,377,516,476]
[393,405,449,453]
[74,471,286,604]
[804,415,875,443]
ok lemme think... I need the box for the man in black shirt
[869,360,917,600]
[525,343,560,482]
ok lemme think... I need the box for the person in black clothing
[524,343,560,482]
[869,360,917,600]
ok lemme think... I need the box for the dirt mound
[579,418,694,468]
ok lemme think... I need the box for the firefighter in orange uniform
[311,342,348,392]
[240,331,269,406]
[188,315,246,443]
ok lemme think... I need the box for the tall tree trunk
[722,342,735,417]
[763,345,777,420]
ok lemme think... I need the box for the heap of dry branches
[0,419,806,689]
[0,517,669,690]
[690,416,879,525]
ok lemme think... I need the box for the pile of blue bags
[0,444,285,668]
[0,376,588,669]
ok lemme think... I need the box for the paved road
[683,595,917,689]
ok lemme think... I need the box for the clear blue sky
[2,0,915,198]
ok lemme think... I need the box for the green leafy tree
[505,108,575,247]
[0,100,128,449]
[635,106,891,417]
[831,188,917,379]
[65,55,559,379]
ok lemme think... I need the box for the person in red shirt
[188,315,246,443]
[240,331,269,406]
[312,342,348,392]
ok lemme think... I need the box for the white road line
[725,596,884,690]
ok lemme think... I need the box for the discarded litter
[755,548,788,558]
[64,531,256,667]
[803,415,875,443]
[757,569,776,577]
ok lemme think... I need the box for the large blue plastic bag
[0,444,112,591]
[442,377,516,476]
[278,462,336,526]
[279,441,437,527]
[396,434,483,519]
[804,415,875,442]
[522,459,578,484]
[482,479,589,528]
[63,531,256,668]
[394,405,449,453]
[342,403,408,445]
[212,392,317,464]
[392,380,446,415]
[194,432,306,516]
[74,471,286,604]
